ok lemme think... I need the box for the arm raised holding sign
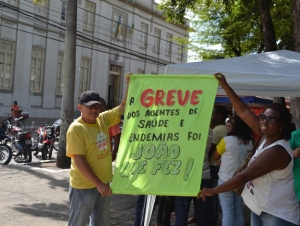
[119,72,131,114]
[198,73,300,226]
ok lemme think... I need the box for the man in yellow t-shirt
[66,74,130,226]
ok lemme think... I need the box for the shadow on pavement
[0,164,69,225]
[12,202,69,222]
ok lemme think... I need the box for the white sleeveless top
[242,139,300,225]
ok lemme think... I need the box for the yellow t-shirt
[66,106,121,189]
[216,138,226,155]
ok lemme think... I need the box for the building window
[4,0,18,6]
[140,23,148,48]
[137,69,145,74]
[153,28,161,52]
[61,1,67,22]
[83,2,95,31]
[112,13,125,40]
[177,45,183,60]
[56,53,64,95]
[166,33,172,56]
[0,41,14,90]
[79,58,91,94]
[30,48,44,92]
[34,0,48,17]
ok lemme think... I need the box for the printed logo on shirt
[246,181,255,195]
[96,132,108,151]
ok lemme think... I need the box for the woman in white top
[214,116,252,226]
[198,73,300,226]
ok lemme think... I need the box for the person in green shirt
[290,129,300,202]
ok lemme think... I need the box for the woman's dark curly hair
[231,115,252,143]
[264,103,291,140]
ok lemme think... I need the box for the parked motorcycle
[2,115,23,136]
[7,132,32,162]
[2,118,32,163]
[3,112,28,130]
[0,125,12,165]
[32,124,56,160]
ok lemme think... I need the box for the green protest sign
[111,74,218,196]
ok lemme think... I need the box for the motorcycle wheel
[31,140,39,151]
[52,137,59,152]
[48,145,53,160]
[42,144,50,160]
[0,144,12,165]
[23,146,32,162]
[4,138,18,156]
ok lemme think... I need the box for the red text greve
[140,89,203,107]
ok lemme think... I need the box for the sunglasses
[84,104,102,110]
[259,113,280,124]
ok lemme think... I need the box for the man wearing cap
[66,74,130,226]
[11,101,20,118]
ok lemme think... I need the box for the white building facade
[0,0,189,124]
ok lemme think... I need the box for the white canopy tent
[165,50,300,97]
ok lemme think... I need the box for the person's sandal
[187,217,196,224]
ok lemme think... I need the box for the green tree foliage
[271,0,294,50]
[190,0,264,59]
[158,0,197,24]
[159,0,293,60]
